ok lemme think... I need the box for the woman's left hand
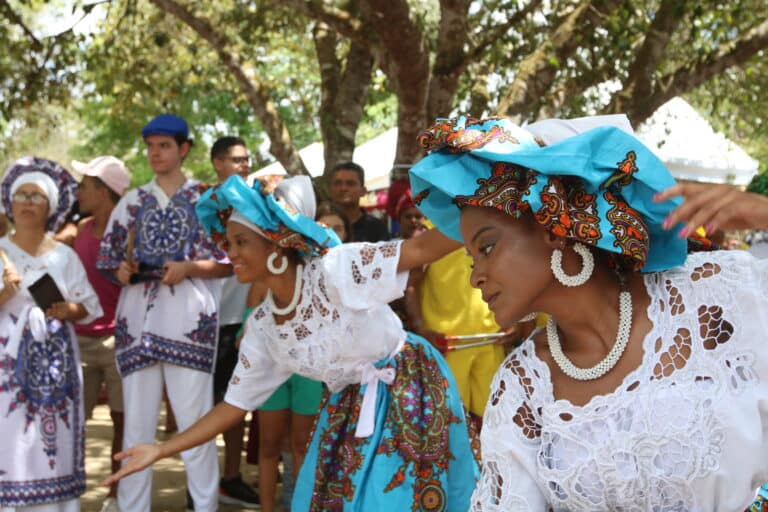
[46,301,81,321]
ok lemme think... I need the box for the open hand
[101,444,162,487]
[655,183,768,237]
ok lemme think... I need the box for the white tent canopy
[636,97,758,186]
[255,97,759,190]
[254,128,398,191]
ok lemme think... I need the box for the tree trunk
[362,0,431,165]
[426,0,470,121]
[314,21,374,180]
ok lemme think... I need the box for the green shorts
[260,374,324,415]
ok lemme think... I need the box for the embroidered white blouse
[471,250,768,511]
[225,241,408,411]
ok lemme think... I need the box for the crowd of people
[1,111,768,512]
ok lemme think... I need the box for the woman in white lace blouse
[410,115,768,511]
[102,174,480,511]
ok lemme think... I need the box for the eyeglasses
[225,156,251,165]
[12,192,48,205]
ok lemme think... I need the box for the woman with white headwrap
[0,157,102,511]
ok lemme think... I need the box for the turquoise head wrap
[409,116,687,272]
[196,174,340,257]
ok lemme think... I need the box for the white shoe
[100,497,119,512]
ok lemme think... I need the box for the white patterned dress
[471,250,768,511]
[96,179,226,377]
[0,237,102,509]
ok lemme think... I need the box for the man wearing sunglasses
[212,136,251,182]
[208,136,260,509]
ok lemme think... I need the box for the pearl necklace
[547,289,633,381]
[266,264,303,315]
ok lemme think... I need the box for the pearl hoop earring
[550,242,594,287]
[266,252,289,275]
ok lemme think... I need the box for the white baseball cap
[71,156,131,195]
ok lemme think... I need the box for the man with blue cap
[97,114,231,511]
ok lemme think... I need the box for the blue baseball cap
[141,114,190,140]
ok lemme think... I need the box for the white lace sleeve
[224,315,292,411]
[320,241,408,310]
[471,344,548,511]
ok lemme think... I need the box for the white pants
[1,499,78,512]
[118,363,219,511]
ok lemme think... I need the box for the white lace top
[225,241,408,411]
[472,251,768,511]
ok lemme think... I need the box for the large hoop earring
[266,252,288,275]
[551,242,594,287]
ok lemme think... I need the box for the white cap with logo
[71,156,131,196]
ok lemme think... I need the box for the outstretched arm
[101,401,246,487]
[397,228,462,273]
[655,182,768,237]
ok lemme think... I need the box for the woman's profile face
[460,206,553,328]
[225,220,275,283]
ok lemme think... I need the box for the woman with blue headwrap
[102,174,480,511]
[409,115,768,511]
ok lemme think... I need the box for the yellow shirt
[419,248,499,336]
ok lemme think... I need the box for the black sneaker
[219,474,260,509]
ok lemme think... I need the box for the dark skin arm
[397,228,462,273]
[102,401,246,487]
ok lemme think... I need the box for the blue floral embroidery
[185,312,218,346]
[0,320,79,467]
[114,316,134,350]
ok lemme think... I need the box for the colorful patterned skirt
[293,333,480,511]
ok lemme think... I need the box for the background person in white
[97,114,231,512]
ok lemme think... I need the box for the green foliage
[2,0,766,177]
[689,52,768,173]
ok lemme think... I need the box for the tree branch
[426,0,470,120]
[620,17,768,124]
[0,0,42,50]
[266,0,375,47]
[148,0,307,174]
[464,0,544,67]
[604,0,689,114]
[496,0,624,120]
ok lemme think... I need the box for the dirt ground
[82,404,263,511]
